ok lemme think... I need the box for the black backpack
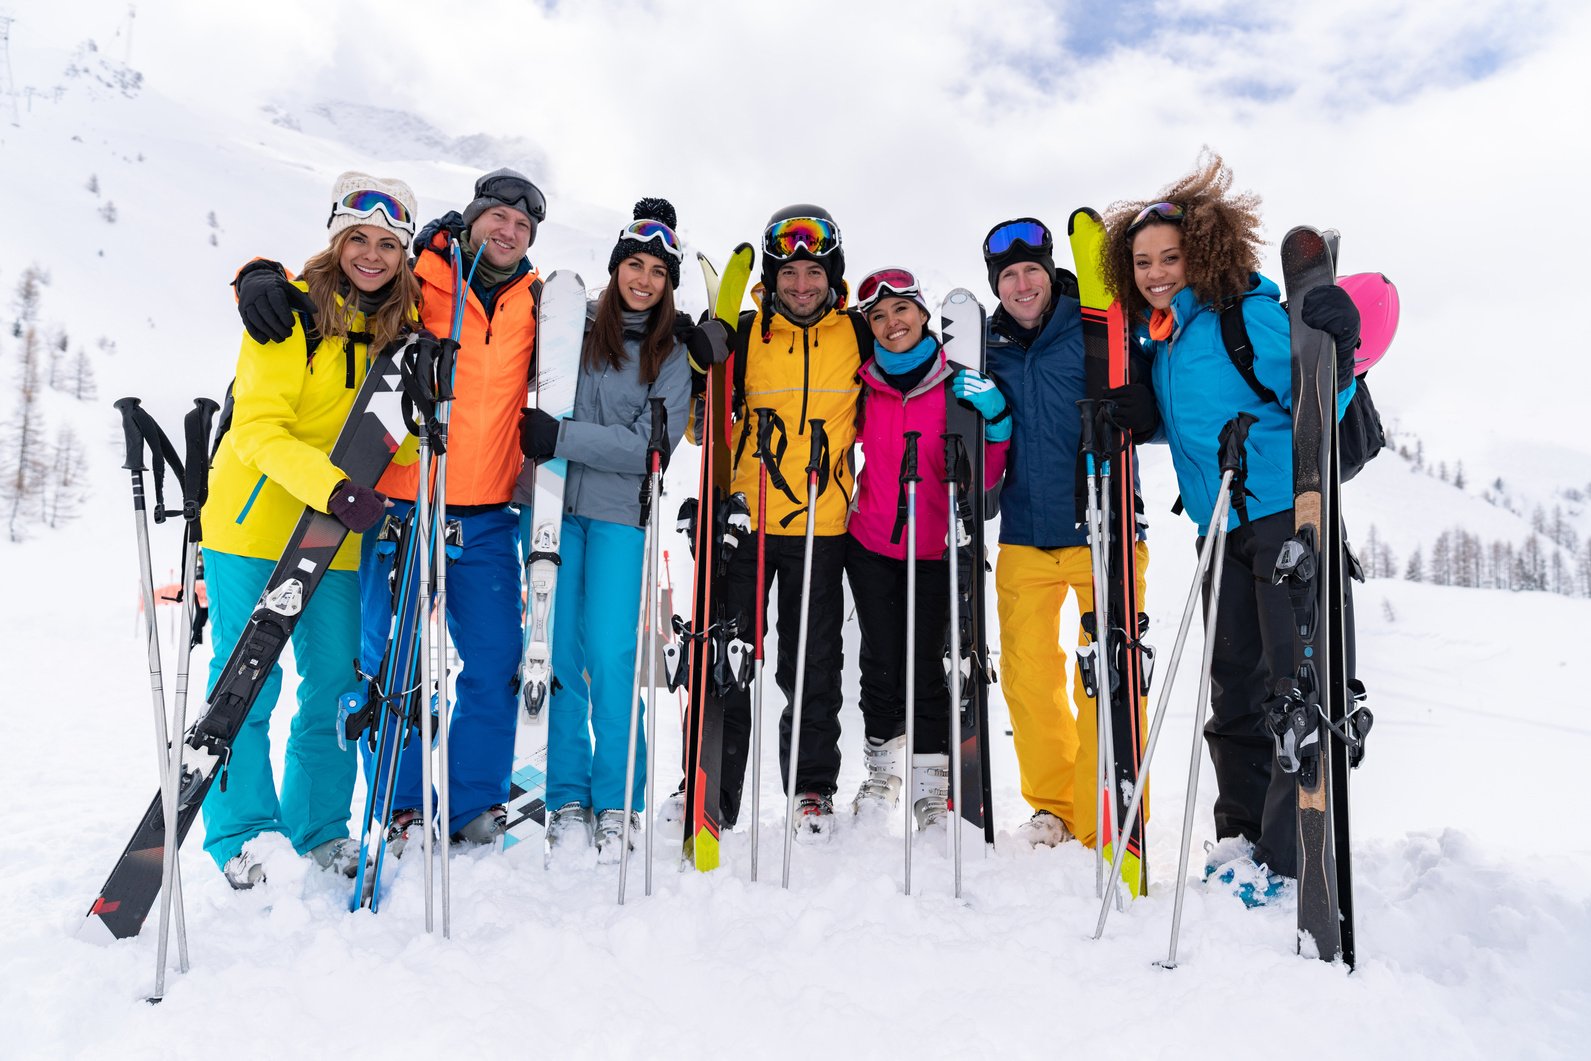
[1219,299,1385,482]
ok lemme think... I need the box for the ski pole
[156,397,216,984]
[782,418,828,889]
[750,407,777,883]
[1161,412,1256,968]
[901,430,922,895]
[1076,400,1112,900]
[413,348,437,934]
[621,399,667,904]
[115,397,189,1002]
[1094,410,1253,941]
[431,334,458,938]
[1090,404,1124,909]
[942,430,969,898]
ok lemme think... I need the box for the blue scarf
[873,334,936,376]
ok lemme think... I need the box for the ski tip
[1066,206,1102,234]
[545,268,586,288]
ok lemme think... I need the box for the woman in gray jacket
[518,199,692,859]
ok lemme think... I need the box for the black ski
[940,288,996,851]
[82,338,416,942]
[1273,226,1369,965]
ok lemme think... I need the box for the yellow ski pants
[995,541,1149,846]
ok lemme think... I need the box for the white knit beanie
[327,170,418,242]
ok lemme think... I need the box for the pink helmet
[1339,272,1399,375]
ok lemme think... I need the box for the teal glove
[951,369,1012,443]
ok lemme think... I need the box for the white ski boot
[1016,809,1073,848]
[308,837,360,879]
[792,792,835,843]
[594,809,641,865]
[656,786,686,840]
[451,804,508,848]
[851,734,905,816]
[545,802,595,864]
[222,850,266,890]
[909,754,950,831]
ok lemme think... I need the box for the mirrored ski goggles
[764,216,841,260]
[619,218,685,261]
[1125,201,1185,235]
[476,172,548,223]
[856,267,923,313]
[329,189,416,237]
[982,218,1052,259]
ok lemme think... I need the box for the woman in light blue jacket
[518,198,692,861]
[1101,153,1361,905]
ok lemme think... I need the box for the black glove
[327,480,388,533]
[1301,285,1361,391]
[1100,383,1160,441]
[414,210,466,257]
[685,316,735,374]
[234,259,315,345]
[519,407,562,463]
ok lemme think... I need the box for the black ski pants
[716,532,848,823]
[844,535,952,755]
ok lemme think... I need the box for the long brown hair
[300,226,420,352]
[586,261,678,384]
[1102,149,1264,327]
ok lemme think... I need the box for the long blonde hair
[300,227,420,352]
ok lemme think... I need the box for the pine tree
[69,348,98,401]
[1454,461,1466,490]
[2,327,49,541]
[41,427,88,529]
[1405,547,1424,583]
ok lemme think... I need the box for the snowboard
[82,336,416,942]
[1068,207,1149,898]
[938,287,996,855]
[507,269,587,847]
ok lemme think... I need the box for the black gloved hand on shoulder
[1301,285,1361,391]
[234,259,315,345]
[414,211,466,257]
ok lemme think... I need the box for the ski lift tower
[0,15,18,127]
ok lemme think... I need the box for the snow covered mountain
[2,22,1588,1061]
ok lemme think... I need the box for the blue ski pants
[359,501,522,834]
[199,549,362,868]
[546,515,648,814]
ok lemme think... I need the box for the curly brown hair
[300,226,420,353]
[1101,149,1264,327]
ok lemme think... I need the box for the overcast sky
[12,0,1591,465]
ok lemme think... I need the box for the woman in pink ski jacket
[844,267,1009,830]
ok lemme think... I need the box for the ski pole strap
[114,396,184,522]
[399,335,447,452]
[182,397,220,535]
[891,430,922,546]
[1217,412,1260,525]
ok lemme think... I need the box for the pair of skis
[1069,208,1152,901]
[82,340,416,947]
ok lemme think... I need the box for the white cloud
[9,0,1591,472]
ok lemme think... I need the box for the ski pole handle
[115,396,148,473]
[901,431,921,484]
[646,397,669,465]
[1075,399,1099,457]
[754,406,777,462]
[435,338,459,403]
[805,418,827,475]
[1218,412,1258,475]
[941,431,967,485]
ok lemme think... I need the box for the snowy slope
[2,30,1589,1061]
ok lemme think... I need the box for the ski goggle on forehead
[476,172,548,224]
[1126,202,1185,235]
[983,218,1052,259]
[619,218,684,262]
[329,189,415,238]
[765,216,841,260]
[856,268,922,313]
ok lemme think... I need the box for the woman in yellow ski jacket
[201,171,421,890]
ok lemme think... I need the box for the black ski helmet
[760,203,846,298]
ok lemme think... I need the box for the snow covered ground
[3,18,1589,1061]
